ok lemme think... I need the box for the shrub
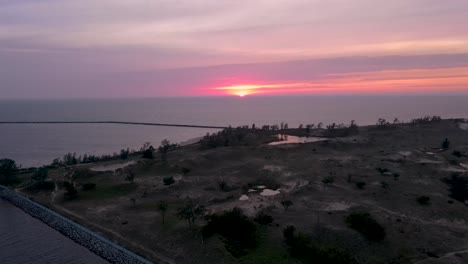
[158,139,178,161]
[417,196,430,205]
[218,181,228,191]
[43,181,56,190]
[376,167,389,175]
[376,118,391,127]
[322,176,334,185]
[82,183,96,191]
[381,181,389,189]
[452,151,464,158]
[163,176,175,185]
[181,167,191,176]
[356,181,366,189]
[345,212,385,241]
[253,212,273,225]
[0,158,18,185]
[29,181,55,191]
[281,200,293,211]
[125,170,135,183]
[63,181,78,200]
[158,201,168,224]
[283,225,350,264]
[411,116,442,124]
[203,208,257,257]
[31,167,48,183]
[119,148,130,160]
[443,173,468,202]
[72,168,94,179]
[142,148,154,159]
[442,138,450,150]
[177,202,205,227]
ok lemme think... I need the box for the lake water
[0,198,108,264]
[1,95,468,167]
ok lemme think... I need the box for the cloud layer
[1,0,468,97]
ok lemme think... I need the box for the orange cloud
[212,67,468,96]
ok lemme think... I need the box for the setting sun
[214,84,258,97]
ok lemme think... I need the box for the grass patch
[416,196,431,205]
[239,227,292,264]
[79,183,137,200]
[283,225,351,264]
[443,173,468,203]
[355,181,366,189]
[203,208,257,257]
[345,212,385,242]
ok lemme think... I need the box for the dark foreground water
[1,95,468,166]
[0,199,108,264]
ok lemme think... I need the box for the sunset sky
[1,0,468,98]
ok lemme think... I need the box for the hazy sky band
[1,0,468,97]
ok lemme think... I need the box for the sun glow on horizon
[211,67,468,96]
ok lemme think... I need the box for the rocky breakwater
[0,186,155,264]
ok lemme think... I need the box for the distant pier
[0,121,227,129]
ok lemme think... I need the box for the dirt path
[413,247,468,264]
[362,201,468,230]
[50,181,58,203]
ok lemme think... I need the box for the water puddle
[325,202,352,211]
[269,134,328,145]
[239,195,249,201]
[442,167,466,173]
[259,189,280,196]
[418,159,443,164]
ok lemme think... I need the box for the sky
[1,0,468,98]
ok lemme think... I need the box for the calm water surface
[1,96,468,166]
[0,199,108,264]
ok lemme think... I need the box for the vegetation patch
[345,212,386,241]
[443,173,468,203]
[27,181,55,192]
[82,183,96,191]
[63,181,79,200]
[355,181,366,189]
[239,227,290,264]
[203,208,257,257]
[253,212,274,226]
[322,176,335,185]
[79,183,136,200]
[163,176,175,185]
[200,127,276,149]
[0,158,18,185]
[376,167,389,175]
[283,225,351,264]
[417,196,431,205]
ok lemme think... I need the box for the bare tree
[177,202,206,227]
[281,200,293,211]
[158,201,168,224]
